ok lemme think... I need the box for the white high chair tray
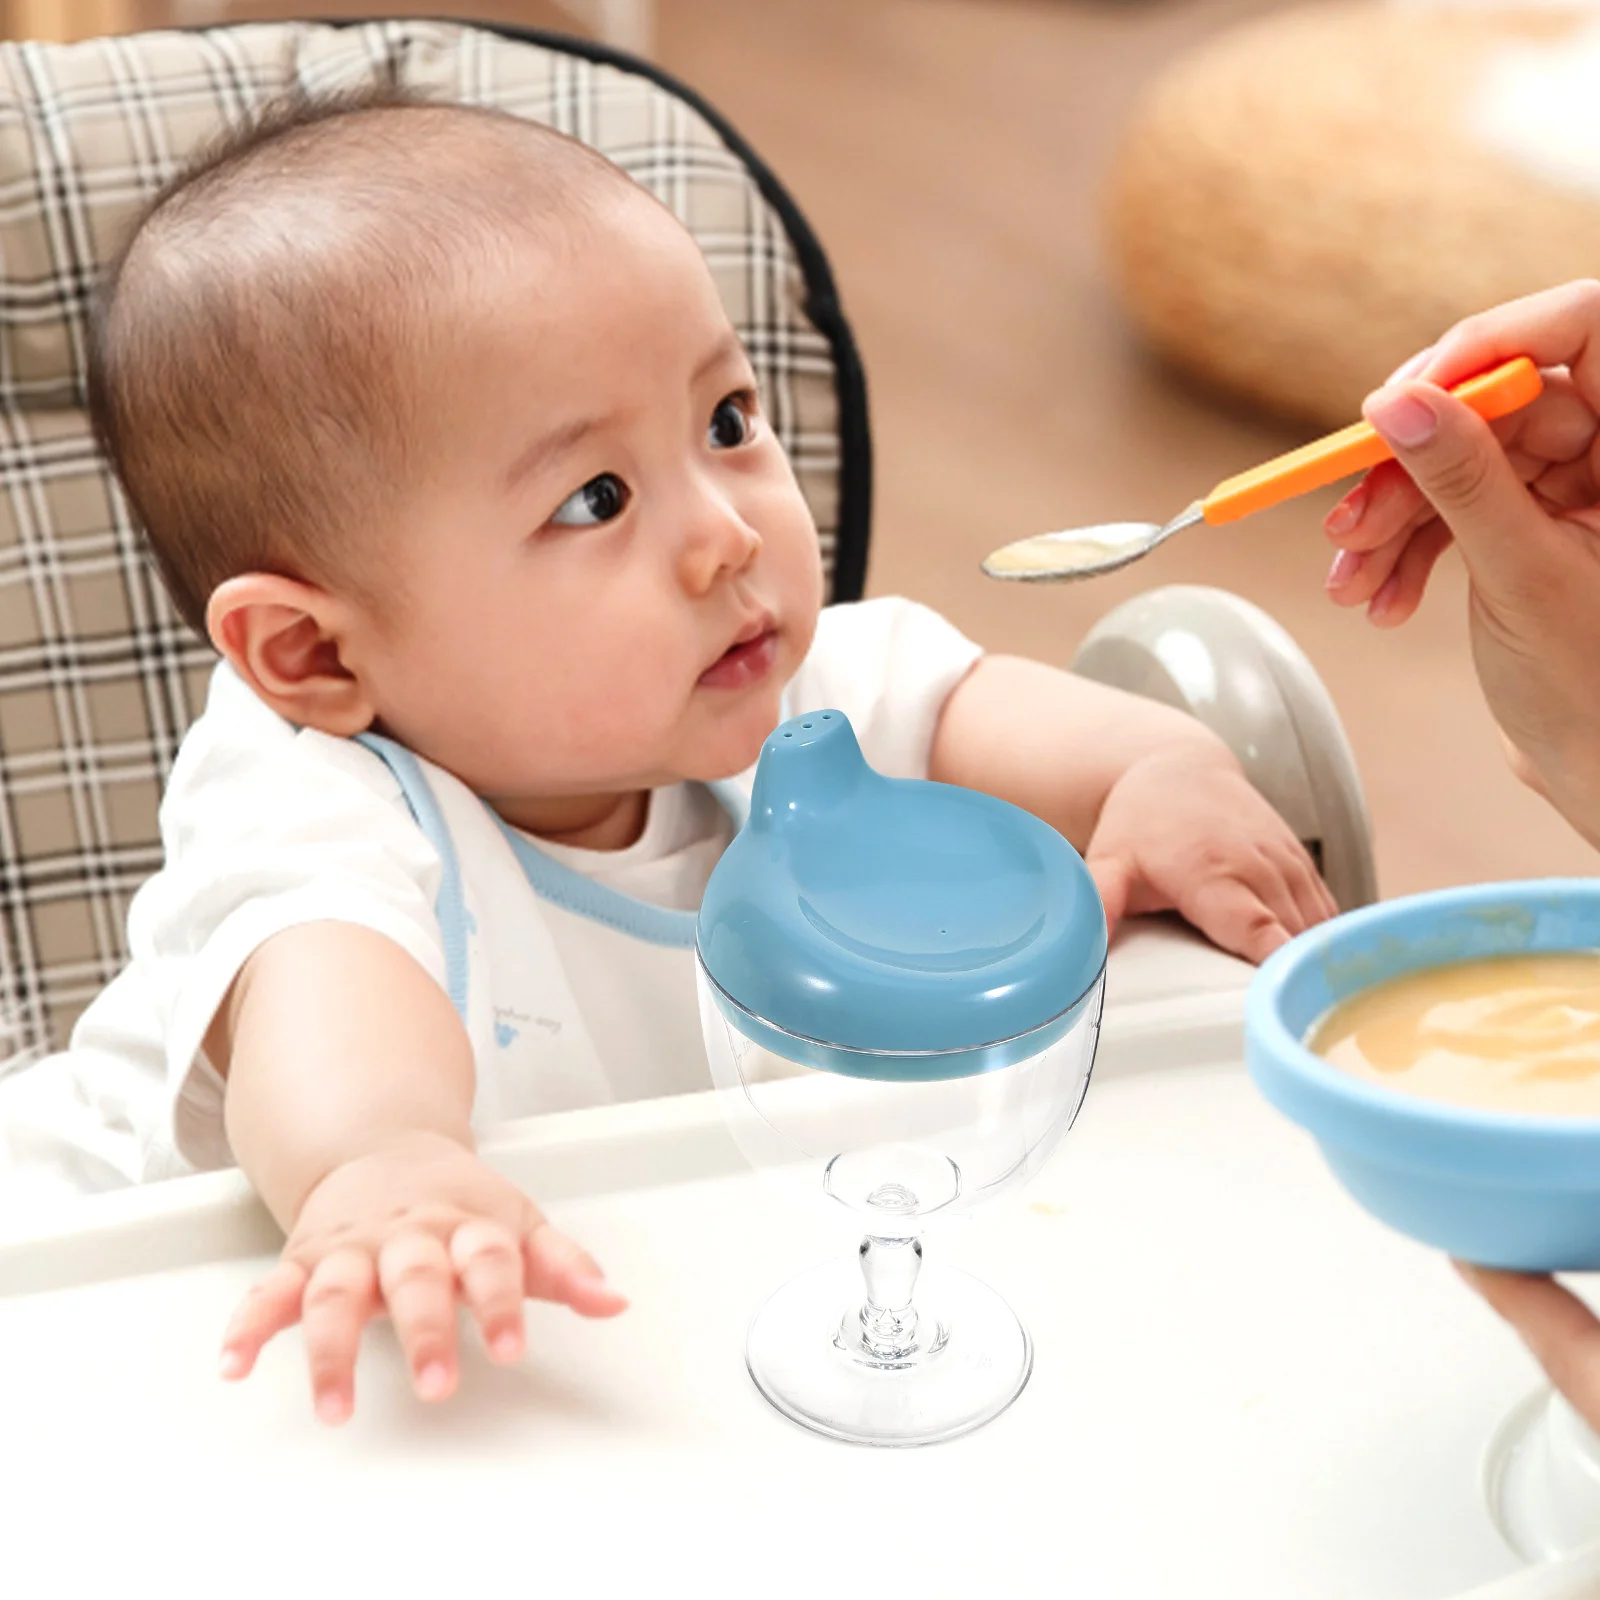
[0,926,1540,1597]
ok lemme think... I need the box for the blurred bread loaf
[1105,3,1600,426]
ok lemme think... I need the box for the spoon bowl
[982,507,1200,582]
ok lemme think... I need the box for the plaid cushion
[0,19,870,1060]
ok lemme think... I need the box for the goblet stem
[854,1234,923,1362]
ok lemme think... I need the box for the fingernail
[315,1389,351,1425]
[218,1347,246,1380]
[1325,548,1364,591]
[416,1360,452,1400]
[1368,572,1400,620]
[490,1330,522,1362]
[1324,485,1366,538]
[1366,386,1438,450]
[1385,344,1435,385]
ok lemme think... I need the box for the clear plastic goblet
[699,962,1103,1446]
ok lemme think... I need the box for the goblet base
[746,1256,1032,1446]
[1485,1387,1600,1560]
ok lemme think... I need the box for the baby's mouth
[699,624,780,690]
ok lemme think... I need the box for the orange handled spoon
[981,356,1545,582]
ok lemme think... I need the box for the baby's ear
[206,574,376,737]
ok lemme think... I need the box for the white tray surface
[0,1032,1547,1598]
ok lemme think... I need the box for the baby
[1,92,1333,1422]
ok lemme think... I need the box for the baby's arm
[210,921,626,1424]
[931,655,1335,961]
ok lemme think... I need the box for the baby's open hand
[1085,746,1337,963]
[218,1130,627,1424]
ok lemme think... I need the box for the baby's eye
[550,472,630,527]
[708,392,758,451]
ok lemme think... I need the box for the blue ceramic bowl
[1247,879,1600,1271]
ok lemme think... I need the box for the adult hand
[1323,280,1600,849]
[1458,1264,1600,1431]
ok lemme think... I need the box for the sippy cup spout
[748,710,866,832]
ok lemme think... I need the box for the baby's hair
[87,88,638,638]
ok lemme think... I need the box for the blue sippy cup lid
[696,710,1107,1074]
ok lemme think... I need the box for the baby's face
[349,191,825,816]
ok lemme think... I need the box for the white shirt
[0,598,984,1201]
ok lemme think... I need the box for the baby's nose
[677,491,762,592]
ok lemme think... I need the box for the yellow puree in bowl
[1310,953,1600,1115]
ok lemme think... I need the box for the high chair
[0,15,1372,1075]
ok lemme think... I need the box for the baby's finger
[450,1219,528,1363]
[1367,518,1454,627]
[1085,853,1132,937]
[377,1231,460,1403]
[1312,859,1341,922]
[300,1248,380,1425]
[221,1258,308,1380]
[1182,876,1292,965]
[1227,844,1311,942]
[524,1221,629,1317]
[1279,844,1337,931]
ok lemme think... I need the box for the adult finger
[1366,519,1455,627]
[221,1257,308,1380]
[1530,456,1600,513]
[1386,345,1436,385]
[1459,1264,1600,1432]
[1180,876,1290,965]
[1418,280,1600,411]
[299,1248,380,1425]
[1324,456,1547,606]
[1364,382,1559,596]
[524,1220,628,1317]
[1325,391,1583,563]
[450,1219,528,1364]
[1325,459,1429,555]
[1327,504,1439,609]
[377,1231,460,1402]
[1500,371,1600,470]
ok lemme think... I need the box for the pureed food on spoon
[1310,953,1600,1116]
